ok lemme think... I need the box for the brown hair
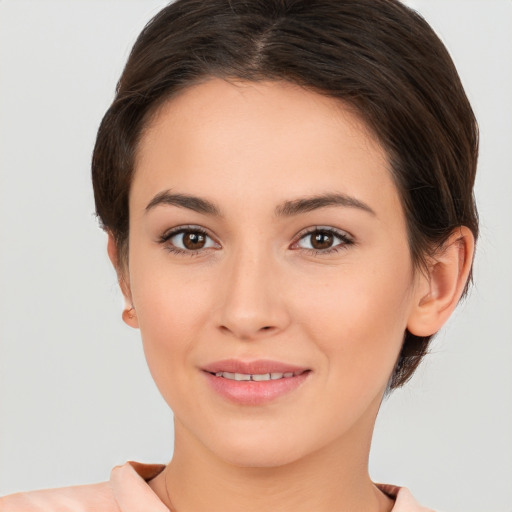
[92,0,479,389]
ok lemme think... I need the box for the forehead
[132,78,400,220]
[137,77,385,164]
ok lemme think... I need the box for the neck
[150,414,393,512]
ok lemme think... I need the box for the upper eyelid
[160,224,215,240]
[293,226,353,241]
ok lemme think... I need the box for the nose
[215,247,291,341]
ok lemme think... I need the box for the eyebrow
[274,193,376,217]
[145,190,375,217]
[145,190,221,216]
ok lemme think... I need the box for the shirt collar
[110,461,169,512]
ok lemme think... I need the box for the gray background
[0,1,511,511]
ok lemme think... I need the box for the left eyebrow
[274,193,376,217]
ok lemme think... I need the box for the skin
[109,78,474,512]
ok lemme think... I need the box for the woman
[0,0,479,510]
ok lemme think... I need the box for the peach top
[0,461,435,511]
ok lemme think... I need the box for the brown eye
[165,228,218,252]
[310,231,334,250]
[183,231,206,250]
[295,228,352,253]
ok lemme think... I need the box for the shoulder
[0,461,167,512]
[0,482,120,512]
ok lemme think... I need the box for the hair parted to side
[92,0,479,389]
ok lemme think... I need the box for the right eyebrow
[145,190,221,216]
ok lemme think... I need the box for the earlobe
[107,232,139,329]
[122,306,139,328]
[407,226,475,337]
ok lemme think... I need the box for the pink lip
[202,359,309,375]
[201,359,311,406]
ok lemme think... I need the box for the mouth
[206,369,308,381]
[201,360,311,405]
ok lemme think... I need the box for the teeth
[214,371,303,381]
[252,373,271,381]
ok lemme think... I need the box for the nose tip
[215,255,290,341]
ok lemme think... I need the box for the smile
[202,361,311,405]
[211,370,306,381]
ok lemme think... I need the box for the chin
[219,445,305,469]
[203,427,315,469]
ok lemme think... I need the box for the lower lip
[203,371,311,405]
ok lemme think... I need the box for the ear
[107,232,139,329]
[407,226,475,337]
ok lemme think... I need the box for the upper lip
[202,359,310,375]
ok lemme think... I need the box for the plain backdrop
[0,1,511,511]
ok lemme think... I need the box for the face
[123,78,422,467]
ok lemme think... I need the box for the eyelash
[157,225,354,256]
[292,226,354,255]
[158,225,217,257]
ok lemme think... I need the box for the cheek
[293,258,413,388]
[128,255,215,400]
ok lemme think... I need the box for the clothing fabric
[0,461,435,511]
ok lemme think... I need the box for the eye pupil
[311,231,333,249]
[183,231,206,250]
